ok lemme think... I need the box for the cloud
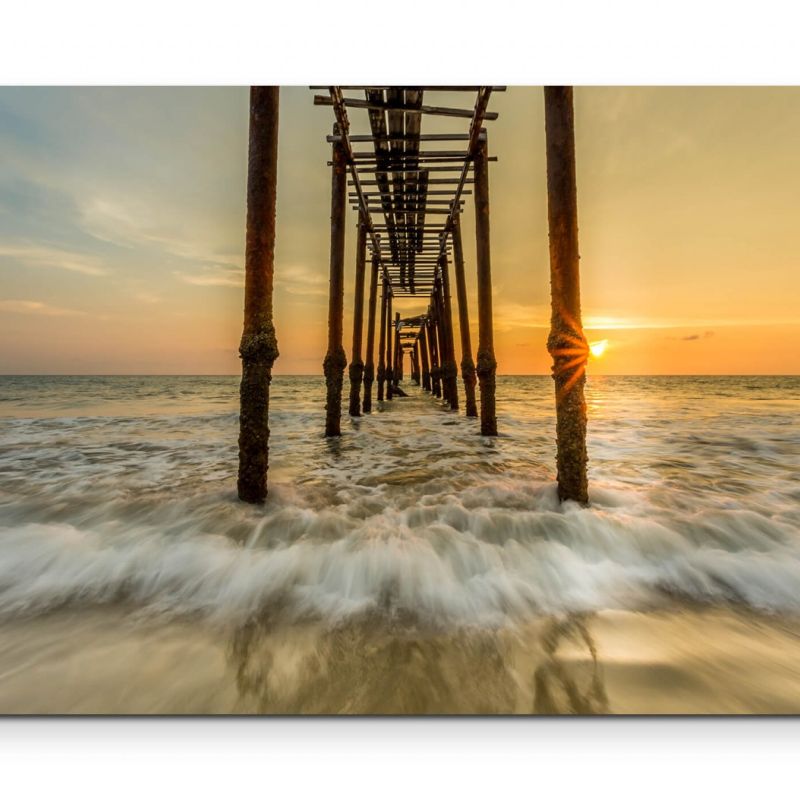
[671,330,715,341]
[0,299,86,316]
[275,263,328,297]
[175,267,244,288]
[134,291,162,304]
[492,301,550,333]
[0,243,108,276]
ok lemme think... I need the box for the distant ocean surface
[0,374,798,713]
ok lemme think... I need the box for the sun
[589,339,609,358]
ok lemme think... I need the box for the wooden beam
[311,86,507,92]
[351,178,474,185]
[314,94,499,120]
[328,133,469,143]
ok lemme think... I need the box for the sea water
[0,375,798,713]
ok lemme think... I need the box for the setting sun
[589,339,609,358]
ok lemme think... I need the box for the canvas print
[0,86,798,714]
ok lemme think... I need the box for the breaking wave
[0,375,798,629]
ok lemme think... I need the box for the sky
[1,86,799,375]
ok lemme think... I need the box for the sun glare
[589,339,609,358]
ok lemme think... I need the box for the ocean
[0,374,798,713]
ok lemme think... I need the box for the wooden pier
[238,86,589,505]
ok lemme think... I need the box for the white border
[2,1,799,795]
[1,0,800,84]
[1,718,798,799]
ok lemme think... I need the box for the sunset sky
[1,86,799,374]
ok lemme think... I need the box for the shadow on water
[532,613,609,715]
[227,610,609,715]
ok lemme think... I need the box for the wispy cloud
[134,291,162,304]
[275,263,328,297]
[0,299,86,316]
[175,267,243,288]
[670,330,715,342]
[492,301,550,333]
[79,196,242,270]
[0,244,108,276]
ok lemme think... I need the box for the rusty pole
[394,312,402,386]
[348,220,367,417]
[362,251,379,413]
[433,283,449,404]
[386,291,394,400]
[411,342,421,385]
[452,213,477,417]
[377,282,387,402]
[439,249,459,411]
[419,325,431,391]
[324,124,348,437]
[238,86,280,504]
[544,86,589,504]
[473,131,498,436]
[428,307,442,398]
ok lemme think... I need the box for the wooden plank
[352,178,474,186]
[310,86,507,91]
[349,190,472,197]
[314,94,499,120]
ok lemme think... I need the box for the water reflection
[228,612,521,714]
[532,614,609,715]
[228,611,609,715]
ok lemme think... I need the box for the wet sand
[1,606,798,714]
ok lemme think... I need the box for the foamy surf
[0,375,798,630]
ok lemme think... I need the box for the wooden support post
[428,308,441,398]
[362,252,379,413]
[394,312,402,385]
[419,326,431,390]
[544,86,589,504]
[348,220,367,417]
[452,213,477,417]
[433,285,448,403]
[412,342,421,385]
[386,291,394,399]
[324,124,348,437]
[473,130,498,435]
[439,249,459,411]
[377,282,387,402]
[238,86,280,504]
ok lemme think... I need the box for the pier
[238,86,589,505]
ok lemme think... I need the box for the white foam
[0,477,798,627]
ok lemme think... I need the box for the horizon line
[1,373,799,378]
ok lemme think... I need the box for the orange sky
[1,86,799,374]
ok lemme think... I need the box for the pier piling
[362,252,379,412]
[348,220,367,417]
[452,213,478,417]
[324,124,348,437]
[377,282,387,402]
[544,86,589,504]
[473,132,498,436]
[238,86,280,504]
